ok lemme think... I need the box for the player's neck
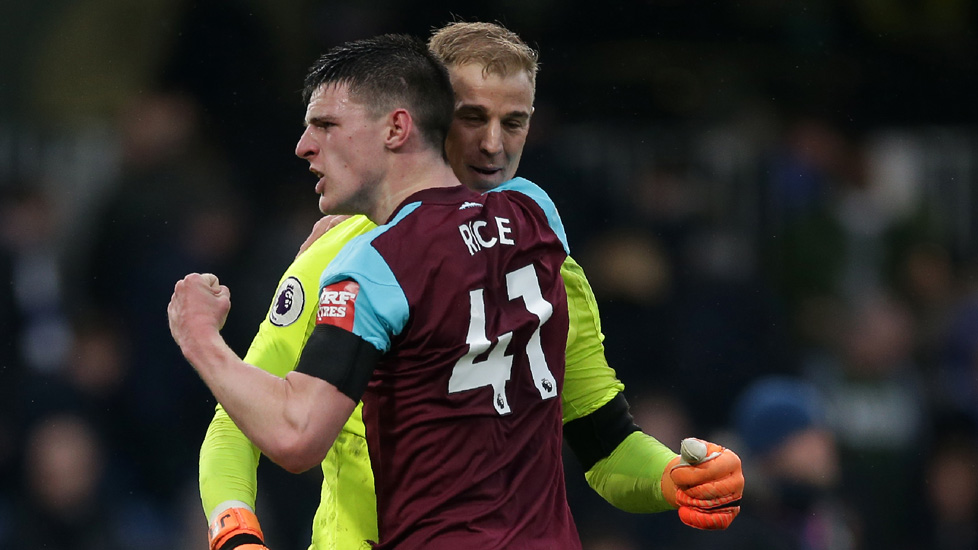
[369,154,460,224]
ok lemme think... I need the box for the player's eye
[456,111,485,123]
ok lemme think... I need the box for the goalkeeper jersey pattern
[305,179,578,549]
[199,181,626,550]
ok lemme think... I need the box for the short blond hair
[428,22,539,92]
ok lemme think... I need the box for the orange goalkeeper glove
[661,438,744,530]
[208,507,270,550]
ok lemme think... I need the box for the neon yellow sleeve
[560,256,623,422]
[198,216,377,519]
[584,431,679,513]
[199,404,262,515]
[560,256,678,513]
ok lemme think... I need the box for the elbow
[276,457,320,475]
[263,431,329,474]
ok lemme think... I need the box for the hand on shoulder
[297,215,351,258]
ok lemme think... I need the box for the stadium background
[2,1,977,548]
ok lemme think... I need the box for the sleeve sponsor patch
[316,280,359,332]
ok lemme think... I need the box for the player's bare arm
[168,272,356,473]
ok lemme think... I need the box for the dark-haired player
[169,33,580,549]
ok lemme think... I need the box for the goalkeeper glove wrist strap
[209,507,265,550]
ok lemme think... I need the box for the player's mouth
[311,168,326,193]
[471,165,502,176]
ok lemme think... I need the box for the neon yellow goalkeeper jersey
[199,215,635,550]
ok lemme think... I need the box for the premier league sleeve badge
[269,276,305,327]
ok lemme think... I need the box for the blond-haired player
[198,22,743,550]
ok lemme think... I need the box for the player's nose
[295,126,317,159]
[479,121,503,156]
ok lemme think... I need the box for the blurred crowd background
[2,1,978,549]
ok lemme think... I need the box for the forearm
[182,330,343,472]
[584,431,679,513]
[199,404,261,519]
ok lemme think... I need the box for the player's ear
[385,108,413,150]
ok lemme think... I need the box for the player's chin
[465,168,506,191]
[318,195,334,215]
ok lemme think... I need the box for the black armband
[563,392,641,471]
[295,324,382,402]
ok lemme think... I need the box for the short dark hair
[303,34,454,154]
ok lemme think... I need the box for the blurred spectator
[918,414,978,550]
[762,118,852,351]
[0,185,71,376]
[159,0,310,207]
[580,228,679,397]
[937,291,978,423]
[672,224,791,433]
[889,241,957,366]
[56,312,143,490]
[9,313,180,549]
[719,375,857,550]
[81,90,245,504]
[4,413,126,550]
[806,292,928,550]
[0,183,73,525]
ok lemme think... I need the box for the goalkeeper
[200,21,744,550]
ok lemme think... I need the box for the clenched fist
[167,272,231,354]
[661,438,744,530]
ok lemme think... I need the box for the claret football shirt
[298,177,580,549]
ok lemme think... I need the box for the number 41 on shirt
[448,264,558,415]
